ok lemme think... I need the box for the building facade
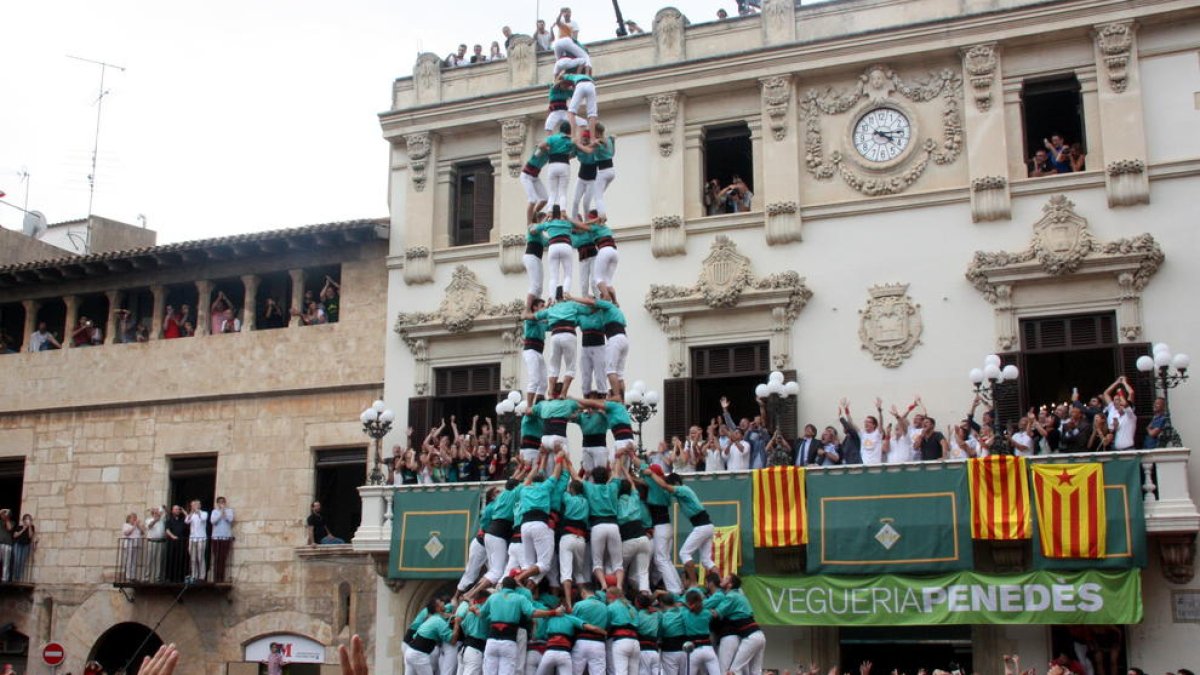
[0,220,388,675]
[364,0,1200,673]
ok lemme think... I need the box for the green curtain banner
[1031,457,1147,570]
[389,485,483,579]
[742,569,1142,626]
[807,464,973,574]
[671,473,755,574]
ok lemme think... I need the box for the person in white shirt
[1103,377,1138,451]
[885,420,913,464]
[725,429,751,471]
[209,497,235,583]
[28,322,62,352]
[845,398,885,465]
[534,20,554,52]
[1010,415,1036,457]
[185,500,209,582]
[948,422,984,459]
[675,432,700,474]
[815,427,841,466]
[552,8,590,75]
[703,421,728,471]
[121,512,145,582]
[144,506,166,581]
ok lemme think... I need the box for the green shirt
[673,485,706,519]
[491,487,521,522]
[603,400,633,429]
[534,398,581,422]
[545,133,575,157]
[535,301,582,327]
[636,609,661,640]
[409,607,429,631]
[716,589,754,622]
[478,501,494,532]
[593,299,626,328]
[582,479,621,519]
[517,474,561,517]
[572,596,609,629]
[607,598,638,628]
[538,218,575,241]
[642,464,671,508]
[479,588,535,626]
[527,225,547,245]
[578,308,606,334]
[659,606,686,638]
[617,490,651,528]
[524,318,546,341]
[548,82,572,103]
[458,602,489,640]
[680,606,714,637]
[577,409,609,437]
[543,612,587,637]
[520,413,544,439]
[415,614,454,643]
[592,136,616,162]
[589,222,613,241]
[527,148,549,169]
[561,491,590,523]
[564,73,594,84]
[571,229,595,248]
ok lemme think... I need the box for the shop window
[451,161,495,246]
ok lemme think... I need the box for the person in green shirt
[557,463,591,610]
[540,604,606,675]
[454,596,490,675]
[682,590,721,675]
[647,471,717,588]
[521,148,550,225]
[531,397,582,455]
[522,299,548,409]
[575,401,610,472]
[538,130,574,228]
[656,594,688,675]
[582,465,624,590]
[570,584,609,675]
[634,593,662,675]
[479,577,560,675]
[525,288,590,395]
[516,451,565,584]
[404,598,453,675]
[572,224,597,297]
[717,574,765,675]
[576,294,608,399]
[606,586,642,675]
[640,465,683,595]
[524,221,548,314]
[615,461,653,594]
[584,125,617,219]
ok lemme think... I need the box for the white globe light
[360,409,378,424]
[1153,343,1171,356]
[768,381,785,396]
[755,384,768,398]
[379,409,396,424]
[515,401,529,415]
[1155,351,1171,368]
[769,371,784,384]
[984,364,1002,381]
[984,354,1001,369]
[1136,355,1155,372]
[627,390,644,404]
[494,402,505,415]
[645,391,660,406]
[1172,353,1190,370]
[784,381,800,396]
[969,368,984,384]
[508,390,522,403]
[372,400,386,413]
[632,380,647,394]
[1002,365,1019,381]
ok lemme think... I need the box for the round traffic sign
[42,642,66,667]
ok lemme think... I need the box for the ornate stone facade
[413,52,442,104]
[402,245,433,284]
[649,93,680,157]
[500,118,528,178]
[404,132,432,192]
[507,35,537,87]
[858,283,923,368]
[653,8,687,63]
[760,75,793,141]
[650,215,686,257]
[961,44,998,112]
[1095,21,1135,94]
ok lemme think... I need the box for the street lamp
[360,399,395,486]
[755,370,799,436]
[968,354,1019,455]
[1137,342,1190,446]
[495,390,527,450]
[625,380,659,458]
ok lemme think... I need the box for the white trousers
[536,650,573,675]
[611,639,641,675]
[460,646,484,675]
[553,38,591,71]
[590,522,623,574]
[620,536,652,592]
[592,167,616,217]
[517,629,529,675]
[525,649,541,675]
[484,640,518,675]
[582,446,610,472]
[572,178,594,219]
[717,636,739,675]
[523,349,548,395]
[640,650,662,675]
[688,645,720,675]
[679,523,715,570]
[559,533,588,584]
[541,435,569,454]
[189,539,206,581]
[568,81,599,119]
[440,643,460,675]
[593,246,619,288]
[546,332,577,378]
[544,163,571,212]
[523,254,544,298]
[505,541,525,576]
[578,256,595,296]
[660,652,686,675]
[458,537,488,592]
[405,648,436,675]
[520,520,555,582]
[484,533,509,584]
[571,640,606,675]
[521,172,549,204]
[729,631,765,675]
[546,242,574,295]
[605,333,629,377]
[652,522,682,593]
[545,110,586,133]
[580,345,609,394]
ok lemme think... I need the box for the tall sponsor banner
[389,484,484,579]
[742,569,1142,626]
[1032,457,1146,569]
[807,464,972,574]
[672,473,755,574]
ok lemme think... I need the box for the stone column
[683,125,705,221]
[194,280,213,337]
[498,117,532,275]
[759,75,803,244]
[961,43,1011,222]
[1092,21,1149,207]
[150,284,165,340]
[1001,79,1026,180]
[241,274,260,332]
[104,289,123,345]
[289,269,305,328]
[1077,66,1104,170]
[747,118,765,211]
[21,300,39,352]
[402,132,437,285]
[63,295,79,349]
[649,92,687,257]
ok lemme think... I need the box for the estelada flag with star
[712,525,741,574]
[1031,463,1107,558]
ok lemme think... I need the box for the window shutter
[473,166,495,244]
[779,369,799,440]
[662,378,692,442]
[1118,342,1153,444]
[995,352,1023,430]
[407,397,432,449]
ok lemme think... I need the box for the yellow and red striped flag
[968,456,1032,540]
[712,525,741,574]
[752,466,808,546]
[1031,463,1107,558]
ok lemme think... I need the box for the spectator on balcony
[70,316,93,347]
[1044,134,1072,173]
[534,20,553,52]
[293,300,327,326]
[115,308,137,344]
[488,42,504,61]
[445,44,468,67]
[307,501,345,546]
[836,399,865,465]
[672,435,697,473]
[0,510,13,581]
[1010,414,1036,457]
[1031,410,1061,453]
[1069,143,1087,172]
[1089,413,1113,452]
[164,505,188,582]
[725,428,751,471]
[488,443,514,480]
[502,26,516,51]
[702,419,728,471]
[210,497,234,583]
[210,292,233,335]
[145,506,166,582]
[914,416,949,460]
[1145,397,1172,448]
[28,321,62,352]
[719,176,753,213]
[717,8,729,19]
[136,322,150,342]
[186,500,208,582]
[947,421,981,459]
[261,297,287,330]
[121,512,146,582]
[469,44,487,64]
[624,20,645,34]
[1059,405,1091,453]
[321,277,341,323]
[1028,149,1057,177]
[179,304,195,337]
[220,308,241,333]
[814,426,842,466]
[843,398,884,465]
[703,179,724,216]
[737,0,760,15]
[11,514,34,582]
[792,424,819,466]
[1104,377,1137,451]
[763,431,792,467]
[884,418,913,464]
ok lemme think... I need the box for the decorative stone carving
[764,201,802,245]
[403,246,433,285]
[500,118,528,178]
[970,176,1010,223]
[650,215,686,258]
[1158,534,1196,584]
[649,93,680,157]
[1106,159,1149,207]
[499,234,526,274]
[697,236,755,308]
[405,132,432,192]
[801,64,963,196]
[413,53,442,104]
[760,76,793,141]
[761,0,796,45]
[395,265,524,347]
[858,283,923,368]
[961,44,998,112]
[507,35,537,87]
[653,8,687,63]
[1095,21,1135,94]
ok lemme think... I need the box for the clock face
[852,107,913,163]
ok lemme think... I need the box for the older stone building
[361,0,1200,673]
[0,220,388,674]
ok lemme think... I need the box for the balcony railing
[0,542,35,589]
[113,537,234,589]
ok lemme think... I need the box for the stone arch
[62,589,205,675]
[224,610,335,663]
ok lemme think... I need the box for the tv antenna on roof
[68,54,125,251]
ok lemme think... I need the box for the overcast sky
[0,0,756,245]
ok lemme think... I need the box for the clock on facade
[851,106,913,165]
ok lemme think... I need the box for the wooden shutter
[691,342,768,379]
[472,165,495,244]
[662,378,692,442]
[1118,342,1153,444]
[407,397,432,448]
[995,352,1023,430]
[779,369,799,440]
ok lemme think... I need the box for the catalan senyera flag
[1031,463,1107,558]
[968,456,1031,540]
[753,466,808,546]
[713,525,741,574]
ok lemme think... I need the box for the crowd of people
[116,498,234,584]
[0,508,35,583]
[702,176,754,215]
[1028,134,1087,177]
